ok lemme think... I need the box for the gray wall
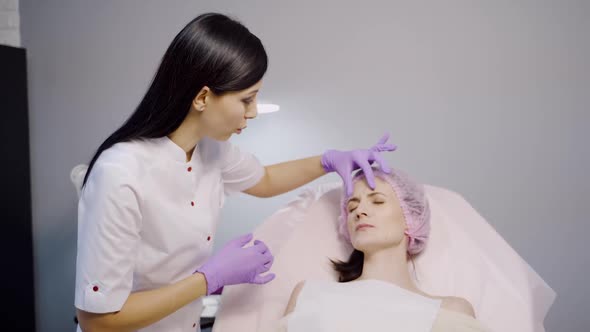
[19,1,588,331]
[0,0,20,47]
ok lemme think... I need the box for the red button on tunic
[207,236,211,241]
[93,286,99,292]
[187,167,192,172]
[191,201,195,206]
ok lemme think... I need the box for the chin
[352,238,379,253]
[353,237,402,253]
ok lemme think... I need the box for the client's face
[346,177,407,253]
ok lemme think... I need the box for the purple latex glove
[195,233,275,295]
[211,286,224,295]
[321,133,397,197]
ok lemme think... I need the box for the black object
[0,44,36,331]
[74,315,214,329]
[200,317,215,329]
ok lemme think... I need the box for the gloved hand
[195,233,275,295]
[321,133,397,197]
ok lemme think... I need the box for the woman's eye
[242,98,253,105]
[373,201,384,204]
[348,206,357,213]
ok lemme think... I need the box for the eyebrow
[246,90,259,96]
[347,192,386,204]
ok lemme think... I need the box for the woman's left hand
[321,133,397,197]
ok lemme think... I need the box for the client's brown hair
[331,250,417,283]
[330,250,364,282]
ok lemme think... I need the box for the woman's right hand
[195,233,275,295]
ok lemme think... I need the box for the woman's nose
[355,200,373,219]
[355,203,369,219]
[246,104,258,119]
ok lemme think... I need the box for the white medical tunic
[74,136,264,332]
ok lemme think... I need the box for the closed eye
[348,201,383,212]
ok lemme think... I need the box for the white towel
[286,279,441,332]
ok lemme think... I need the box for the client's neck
[358,244,420,294]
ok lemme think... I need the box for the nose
[245,104,258,119]
[355,211,368,221]
[355,206,368,220]
[355,203,369,220]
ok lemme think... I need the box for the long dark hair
[331,249,365,282]
[331,250,417,283]
[82,13,268,186]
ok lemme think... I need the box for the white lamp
[257,103,280,114]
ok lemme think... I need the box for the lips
[355,223,375,231]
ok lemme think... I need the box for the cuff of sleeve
[194,270,219,296]
[224,161,265,196]
[74,281,129,314]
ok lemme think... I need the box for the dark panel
[0,44,36,331]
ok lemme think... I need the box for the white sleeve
[74,161,142,313]
[219,141,265,195]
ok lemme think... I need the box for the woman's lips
[355,223,375,231]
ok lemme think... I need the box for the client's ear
[192,86,212,112]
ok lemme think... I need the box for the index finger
[376,133,390,145]
[356,158,376,190]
